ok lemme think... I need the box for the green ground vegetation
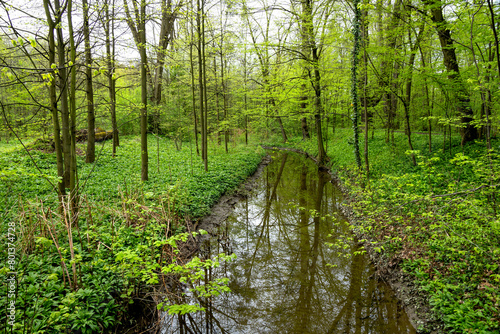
[0,135,264,333]
[264,129,500,334]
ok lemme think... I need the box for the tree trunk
[139,5,148,181]
[43,0,65,197]
[83,0,95,164]
[219,7,229,153]
[124,0,149,180]
[68,0,79,224]
[55,0,71,189]
[402,22,426,166]
[425,0,478,144]
[189,30,199,156]
[311,52,326,165]
[201,1,208,171]
[299,0,326,164]
[214,56,221,145]
[361,6,370,175]
[197,0,207,171]
[244,39,249,145]
[380,0,402,144]
[221,53,229,153]
[300,117,309,140]
[487,0,500,81]
[363,49,369,175]
[104,0,119,156]
[149,0,177,133]
[153,0,176,104]
[277,117,287,143]
[351,0,362,169]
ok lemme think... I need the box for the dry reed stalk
[42,211,72,288]
[62,196,77,290]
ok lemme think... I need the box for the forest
[0,0,499,332]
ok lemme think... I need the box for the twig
[43,212,72,288]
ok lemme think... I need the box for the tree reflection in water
[161,152,416,334]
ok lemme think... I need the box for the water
[162,152,416,334]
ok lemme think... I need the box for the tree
[351,0,362,169]
[42,4,63,197]
[423,0,478,144]
[299,0,327,164]
[400,20,426,166]
[124,0,149,181]
[148,0,180,137]
[196,0,208,171]
[67,0,80,221]
[83,0,96,164]
[101,0,120,156]
[188,5,200,156]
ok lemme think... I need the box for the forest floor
[1,130,499,333]
[263,128,500,334]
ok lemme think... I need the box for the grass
[264,128,500,333]
[1,135,264,217]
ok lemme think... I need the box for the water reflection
[162,152,415,334]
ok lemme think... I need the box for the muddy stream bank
[160,151,418,333]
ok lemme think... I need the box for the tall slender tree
[43,0,65,197]
[423,0,478,144]
[102,0,119,156]
[83,0,96,164]
[124,0,149,180]
[300,0,327,164]
[67,0,79,221]
[189,7,200,156]
[196,0,208,170]
[55,0,72,188]
[351,0,362,169]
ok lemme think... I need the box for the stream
[162,151,416,333]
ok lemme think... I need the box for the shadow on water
[162,152,416,334]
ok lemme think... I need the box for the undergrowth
[0,135,264,333]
